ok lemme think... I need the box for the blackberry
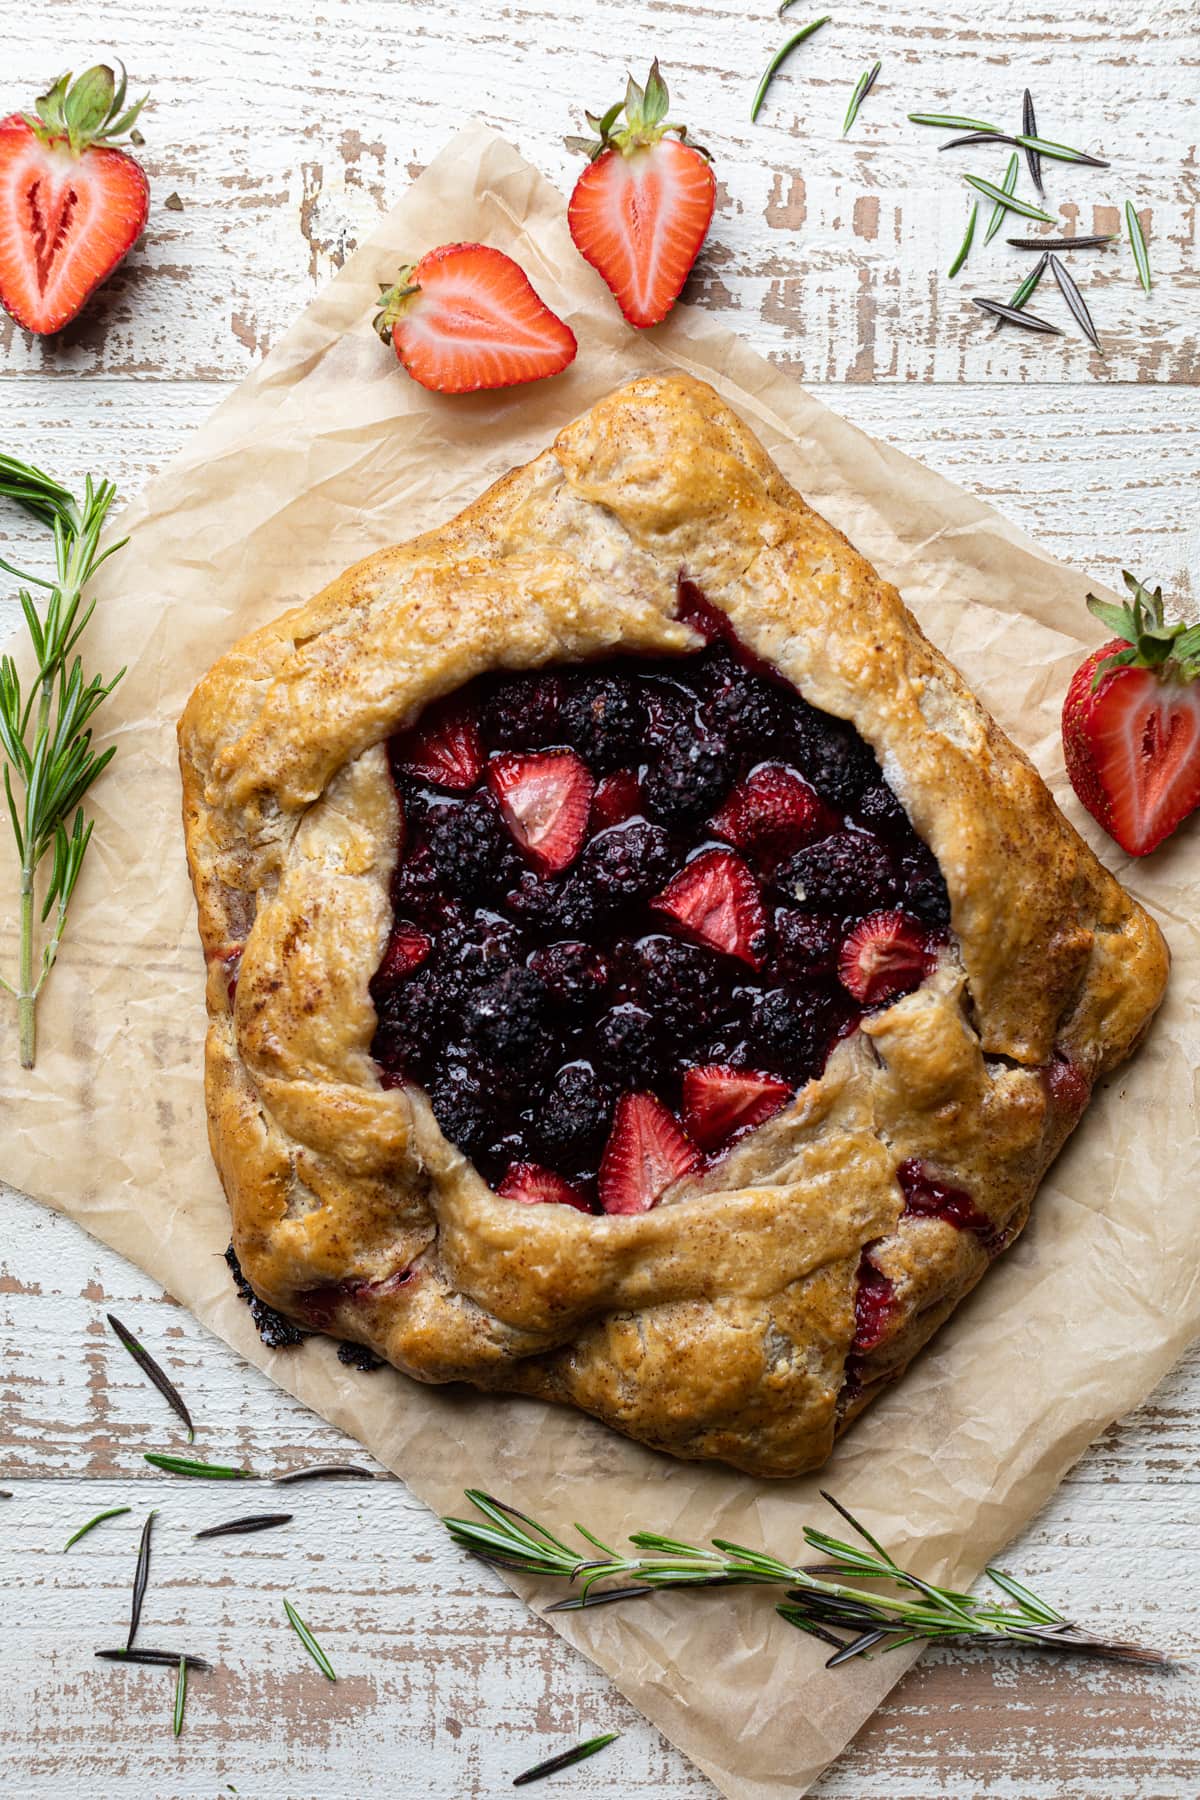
[703,674,787,752]
[434,912,522,1007]
[390,844,443,923]
[595,1004,659,1086]
[855,781,908,836]
[372,970,444,1074]
[749,987,837,1079]
[781,831,896,914]
[577,820,675,909]
[428,1061,498,1158]
[536,1062,612,1161]
[772,908,841,982]
[225,1243,307,1350]
[463,965,552,1064]
[643,722,733,827]
[633,935,728,1038]
[528,941,610,1013]
[791,704,877,806]
[480,673,562,748]
[424,795,517,901]
[559,675,642,769]
[898,846,951,927]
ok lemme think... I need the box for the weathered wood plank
[0,0,1194,384]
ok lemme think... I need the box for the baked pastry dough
[179,373,1168,1478]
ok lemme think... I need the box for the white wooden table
[2,3,1198,1794]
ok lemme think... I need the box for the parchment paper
[2,127,1197,1799]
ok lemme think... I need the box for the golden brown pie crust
[178,373,1168,1478]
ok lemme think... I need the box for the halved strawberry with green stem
[598,1091,700,1214]
[1063,572,1200,856]
[0,63,149,335]
[566,61,716,328]
[373,243,577,394]
[488,749,595,872]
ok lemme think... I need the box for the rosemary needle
[273,1463,374,1485]
[144,1452,257,1480]
[992,252,1050,331]
[194,1512,293,1540]
[63,1505,131,1551]
[96,1648,212,1671]
[971,296,1064,334]
[908,111,1002,133]
[963,173,1054,225]
[127,1511,156,1649]
[106,1313,195,1442]
[751,16,831,123]
[283,1599,336,1681]
[1022,88,1044,196]
[1125,201,1152,291]
[173,1656,187,1737]
[843,61,881,136]
[1049,253,1103,349]
[948,202,978,279]
[513,1733,621,1787]
[984,153,1020,244]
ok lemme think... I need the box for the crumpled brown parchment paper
[1,127,1197,1799]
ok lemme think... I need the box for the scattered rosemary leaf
[194,1512,293,1540]
[1022,89,1044,196]
[273,1463,374,1485]
[96,1648,211,1671]
[971,296,1064,334]
[283,1599,336,1681]
[843,61,881,136]
[985,153,1020,244]
[144,1453,257,1480]
[63,1505,131,1551]
[948,201,978,278]
[1125,201,1152,291]
[1006,234,1115,250]
[963,174,1054,224]
[750,16,831,123]
[1049,252,1102,349]
[173,1656,187,1737]
[993,252,1050,330]
[908,111,1001,132]
[107,1313,195,1442]
[127,1511,157,1649]
[513,1733,621,1788]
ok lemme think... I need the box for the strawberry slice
[394,698,483,790]
[488,750,595,872]
[598,1092,700,1214]
[373,243,577,394]
[1062,573,1200,855]
[681,1064,792,1151]
[0,66,150,335]
[651,848,767,968]
[374,924,432,989]
[711,765,830,867]
[498,1162,592,1212]
[566,62,716,328]
[590,769,643,832]
[837,910,931,1005]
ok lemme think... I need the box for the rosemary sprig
[513,1733,621,1787]
[963,173,1054,225]
[947,202,978,279]
[443,1490,1172,1669]
[1125,201,1152,290]
[127,1510,156,1648]
[0,456,125,1068]
[283,1599,336,1681]
[984,153,1020,244]
[842,61,881,136]
[1022,88,1044,196]
[107,1313,195,1442]
[750,16,831,123]
[63,1504,131,1550]
[1049,253,1102,349]
[144,1452,256,1480]
[173,1655,187,1737]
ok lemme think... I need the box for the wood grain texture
[1,0,1198,1793]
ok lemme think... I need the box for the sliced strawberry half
[394,698,483,790]
[566,62,716,328]
[498,1162,592,1212]
[681,1064,792,1152]
[651,848,767,968]
[837,910,931,1005]
[374,923,433,988]
[598,1092,700,1214]
[373,242,577,394]
[711,765,831,867]
[590,768,643,832]
[488,749,595,872]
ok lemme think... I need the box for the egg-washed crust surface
[178,373,1168,1478]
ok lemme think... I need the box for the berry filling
[896,1157,1002,1250]
[370,602,950,1210]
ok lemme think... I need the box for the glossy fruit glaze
[370,588,950,1212]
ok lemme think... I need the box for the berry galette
[179,373,1168,1477]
